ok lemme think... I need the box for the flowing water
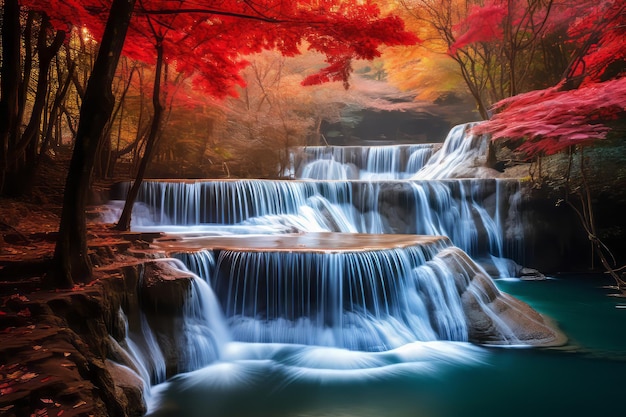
[143,274,626,417]
[104,123,626,417]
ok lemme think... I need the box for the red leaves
[20,0,418,98]
[21,0,109,39]
[449,1,507,55]
[566,0,626,84]
[0,364,38,396]
[302,55,353,88]
[474,78,626,157]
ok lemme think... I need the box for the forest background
[0,0,624,288]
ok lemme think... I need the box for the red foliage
[455,0,625,157]
[474,78,626,157]
[448,1,507,55]
[20,0,418,98]
[566,0,626,84]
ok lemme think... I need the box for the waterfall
[103,122,563,411]
[294,144,435,180]
[157,258,230,374]
[291,122,491,181]
[114,258,229,394]
[210,242,457,351]
[166,235,555,354]
[412,122,491,179]
[109,123,521,266]
[115,178,520,263]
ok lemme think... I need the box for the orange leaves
[0,363,38,396]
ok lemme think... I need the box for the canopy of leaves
[21,0,418,98]
[566,0,626,84]
[383,0,471,102]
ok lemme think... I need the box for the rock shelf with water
[144,232,566,351]
[152,231,448,253]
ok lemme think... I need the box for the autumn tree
[395,0,581,118]
[0,3,70,195]
[221,51,349,178]
[0,0,22,192]
[383,1,469,105]
[14,0,417,286]
[113,0,174,231]
[15,0,138,288]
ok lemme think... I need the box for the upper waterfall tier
[292,123,499,180]
[293,143,436,180]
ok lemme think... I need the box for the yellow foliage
[379,0,471,102]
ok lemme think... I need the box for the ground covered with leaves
[0,155,150,417]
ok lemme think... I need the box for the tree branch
[137,8,285,23]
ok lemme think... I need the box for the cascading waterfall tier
[290,122,496,180]
[155,233,564,350]
[111,178,523,264]
[293,144,436,180]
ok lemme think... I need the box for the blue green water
[147,275,626,417]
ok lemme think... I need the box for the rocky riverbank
[0,224,161,417]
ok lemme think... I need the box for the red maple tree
[24,0,417,96]
[473,0,625,156]
[565,0,626,86]
[447,0,507,56]
[473,77,626,156]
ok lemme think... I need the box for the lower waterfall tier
[147,233,565,352]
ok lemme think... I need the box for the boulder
[438,247,565,346]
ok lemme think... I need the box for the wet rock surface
[437,248,565,346]
[151,231,449,253]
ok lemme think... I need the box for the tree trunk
[0,0,22,193]
[115,39,165,231]
[49,0,136,289]
[39,62,76,161]
[5,19,65,196]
